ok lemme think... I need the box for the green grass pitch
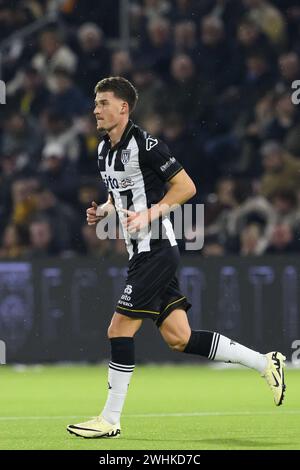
[1,364,299,450]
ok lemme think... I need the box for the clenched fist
[86,200,115,226]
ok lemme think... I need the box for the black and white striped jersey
[97,119,183,258]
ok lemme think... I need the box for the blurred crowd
[0,0,300,258]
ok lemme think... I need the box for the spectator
[139,113,163,135]
[196,15,238,93]
[40,109,81,163]
[158,53,214,124]
[139,16,173,79]
[75,23,110,95]
[224,195,276,254]
[265,222,300,254]
[10,66,51,118]
[50,68,91,117]
[243,0,286,47]
[259,141,300,198]
[39,142,79,204]
[77,114,103,176]
[34,185,82,253]
[142,0,171,21]
[27,217,60,257]
[110,50,133,79]
[11,177,39,228]
[76,177,108,223]
[239,222,264,255]
[265,91,300,156]
[205,178,238,228]
[81,225,112,257]
[277,52,300,91]
[158,112,202,197]
[236,18,276,79]
[202,234,225,256]
[131,66,164,124]
[169,0,204,22]
[269,189,300,227]
[1,111,44,166]
[32,28,77,91]
[173,20,197,55]
[240,51,276,111]
[0,224,28,259]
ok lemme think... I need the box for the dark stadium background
[0,0,300,364]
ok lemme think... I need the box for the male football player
[67,77,286,439]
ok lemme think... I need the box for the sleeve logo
[160,157,176,172]
[146,137,158,151]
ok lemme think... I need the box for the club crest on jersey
[121,149,131,164]
[146,136,158,151]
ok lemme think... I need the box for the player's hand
[87,200,115,225]
[120,209,149,234]
[86,201,101,225]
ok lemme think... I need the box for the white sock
[209,333,267,373]
[101,361,135,425]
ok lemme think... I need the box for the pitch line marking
[1,410,300,420]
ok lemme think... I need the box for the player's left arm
[122,138,196,232]
[148,168,196,221]
[122,172,196,233]
[123,144,196,233]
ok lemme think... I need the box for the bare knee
[159,308,191,352]
[107,313,142,339]
[165,334,189,352]
[107,323,121,339]
[107,321,131,339]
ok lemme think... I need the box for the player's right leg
[67,313,142,438]
[159,309,286,406]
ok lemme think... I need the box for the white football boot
[67,416,121,438]
[261,351,286,406]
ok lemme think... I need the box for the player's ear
[120,101,128,114]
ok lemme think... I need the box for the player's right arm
[86,194,116,226]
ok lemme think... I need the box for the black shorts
[116,243,191,328]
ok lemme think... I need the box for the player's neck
[108,119,129,148]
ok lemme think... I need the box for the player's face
[94,91,127,132]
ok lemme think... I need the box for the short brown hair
[94,76,138,113]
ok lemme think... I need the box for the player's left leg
[159,309,286,406]
[67,314,142,438]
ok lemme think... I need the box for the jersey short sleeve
[143,136,183,182]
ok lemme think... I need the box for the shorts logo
[124,284,132,295]
[146,137,158,151]
[121,294,131,301]
[121,149,131,164]
[118,300,133,307]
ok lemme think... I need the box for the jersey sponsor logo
[146,136,158,151]
[119,177,134,189]
[160,157,176,173]
[103,174,134,190]
[121,149,131,164]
